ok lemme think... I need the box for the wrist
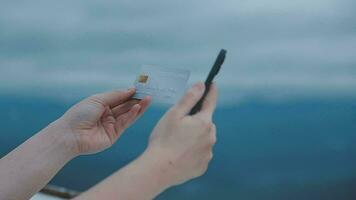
[41,120,80,159]
[139,147,176,190]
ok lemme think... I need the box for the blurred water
[0,96,355,199]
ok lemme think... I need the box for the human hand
[54,88,151,155]
[144,82,217,187]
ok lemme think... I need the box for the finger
[136,96,151,117]
[114,104,141,134]
[91,88,136,108]
[112,96,151,118]
[170,82,205,118]
[118,96,151,128]
[195,83,218,121]
[112,99,140,117]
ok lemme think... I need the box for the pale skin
[0,82,217,200]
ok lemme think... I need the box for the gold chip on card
[138,74,149,83]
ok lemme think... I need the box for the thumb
[169,82,205,118]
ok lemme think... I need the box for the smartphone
[189,49,227,115]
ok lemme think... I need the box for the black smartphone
[189,49,227,115]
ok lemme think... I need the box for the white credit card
[133,65,190,104]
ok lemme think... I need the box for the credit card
[133,65,190,104]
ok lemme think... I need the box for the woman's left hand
[56,88,151,155]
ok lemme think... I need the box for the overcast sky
[0,0,355,103]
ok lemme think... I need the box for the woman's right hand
[73,82,218,200]
[145,82,218,187]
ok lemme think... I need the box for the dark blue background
[1,96,355,200]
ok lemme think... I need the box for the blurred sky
[0,0,355,104]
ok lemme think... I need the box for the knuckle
[210,132,217,144]
[199,162,209,175]
[205,122,214,130]
[211,123,216,131]
[197,118,211,128]
[208,152,214,160]
[195,120,214,135]
[88,94,104,105]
